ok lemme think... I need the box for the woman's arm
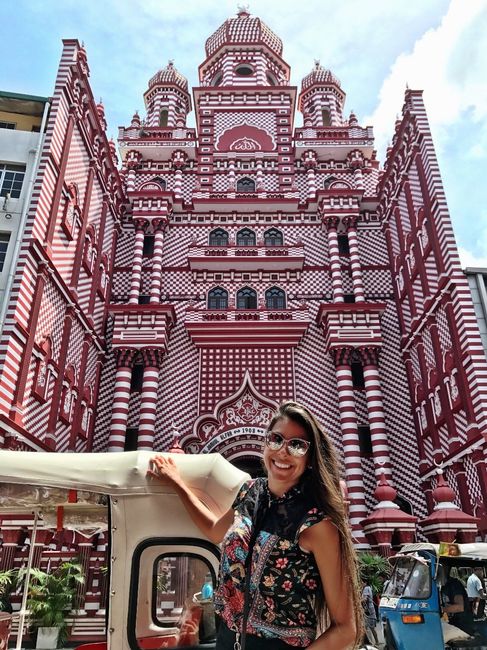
[300,520,357,650]
[148,455,234,544]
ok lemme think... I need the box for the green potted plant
[0,569,19,649]
[26,560,84,649]
[358,551,392,597]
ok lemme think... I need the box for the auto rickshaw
[0,450,378,650]
[379,542,487,650]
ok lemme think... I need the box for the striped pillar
[0,528,22,571]
[227,158,236,193]
[324,216,344,302]
[138,348,164,450]
[353,166,364,190]
[358,346,393,479]
[305,159,317,198]
[128,220,148,304]
[255,156,265,195]
[331,347,368,547]
[108,349,137,452]
[345,216,365,302]
[171,151,187,199]
[149,220,167,304]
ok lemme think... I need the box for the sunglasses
[265,431,311,457]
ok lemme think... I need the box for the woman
[148,401,363,649]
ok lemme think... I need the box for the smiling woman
[149,402,364,649]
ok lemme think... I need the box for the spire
[420,469,479,543]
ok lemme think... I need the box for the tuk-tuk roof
[400,542,487,561]
[0,449,248,504]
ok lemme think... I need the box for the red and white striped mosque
[1,7,487,637]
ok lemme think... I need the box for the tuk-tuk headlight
[401,614,424,624]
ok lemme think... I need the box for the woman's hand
[147,454,183,487]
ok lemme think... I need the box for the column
[32,529,54,569]
[70,160,96,291]
[331,347,368,547]
[358,346,393,478]
[149,219,167,304]
[128,219,148,304]
[73,533,92,612]
[255,154,265,196]
[171,151,187,199]
[344,216,365,302]
[472,447,487,508]
[227,158,236,194]
[138,348,164,450]
[452,461,473,515]
[125,151,141,192]
[304,156,317,198]
[108,349,138,452]
[324,216,344,302]
[0,528,22,571]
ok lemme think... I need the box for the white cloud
[458,246,487,270]
[365,0,487,157]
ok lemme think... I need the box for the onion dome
[205,7,283,58]
[348,110,358,127]
[301,61,341,91]
[108,138,118,165]
[130,111,141,127]
[148,60,188,93]
[96,99,105,120]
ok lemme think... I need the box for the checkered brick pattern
[35,277,66,359]
[214,111,277,144]
[134,174,174,192]
[362,169,379,197]
[361,269,392,298]
[162,227,195,267]
[357,229,389,265]
[84,342,100,386]
[436,306,453,352]
[261,174,279,191]
[205,15,283,58]
[376,301,428,519]
[213,174,229,192]
[299,269,332,296]
[397,186,412,239]
[422,329,436,370]
[464,455,483,504]
[91,318,117,451]
[341,268,354,294]
[439,422,450,457]
[23,360,56,440]
[127,391,141,428]
[412,274,424,314]
[182,173,197,203]
[453,408,469,446]
[424,250,439,293]
[293,170,308,200]
[444,465,462,508]
[115,229,135,267]
[65,319,85,372]
[200,347,294,413]
[408,164,425,216]
[409,346,422,383]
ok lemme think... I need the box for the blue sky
[3,0,487,267]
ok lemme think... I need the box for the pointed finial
[168,59,174,67]
[237,4,250,16]
[314,59,320,68]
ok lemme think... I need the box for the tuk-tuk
[0,450,247,650]
[379,542,487,650]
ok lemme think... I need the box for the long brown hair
[267,401,364,647]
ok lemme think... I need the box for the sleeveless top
[214,477,327,647]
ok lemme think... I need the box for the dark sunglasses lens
[288,439,309,456]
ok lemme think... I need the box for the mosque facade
[0,9,487,632]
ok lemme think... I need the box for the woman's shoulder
[232,477,266,509]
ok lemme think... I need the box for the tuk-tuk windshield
[384,556,431,599]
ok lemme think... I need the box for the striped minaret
[171,151,187,199]
[125,150,141,192]
[331,347,368,547]
[323,216,344,302]
[138,348,164,450]
[108,349,137,452]
[358,346,393,479]
[149,218,168,303]
[128,219,148,304]
[345,216,365,302]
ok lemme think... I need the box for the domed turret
[143,61,191,128]
[199,9,289,87]
[299,61,346,127]
[96,99,107,131]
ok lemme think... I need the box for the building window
[209,228,228,247]
[208,287,228,310]
[0,121,15,130]
[235,64,254,76]
[265,287,286,309]
[143,234,155,256]
[130,364,144,392]
[236,177,255,193]
[159,109,168,127]
[212,72,223,86]
[337,234,350,256]
[237,287,257,310]
[343,294,356,303]
[0,164,26,199]
[322,109,331,127]
[124,428,138,452]
[236,228,256,246]
[138,294,151,305]
[266,73,277,86]
[358,425,372,455]
[0,233,10,272]
[351,361,365,389]
[264,228,283,247]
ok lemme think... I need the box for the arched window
[208,287,228,310]
[235,64,254,77]
[236,228,256,246]
[209,228,228,247]
[322,109,331,127]
[264,228,283,247]
[159,109,168,127]
[237,287,257,310]
[236,177,255,193]
[265,287,286,309]
[212,72,223,86]
[266,73,277,86]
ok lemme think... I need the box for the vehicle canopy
[0,450,249,650]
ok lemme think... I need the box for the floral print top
[214,477,327,647]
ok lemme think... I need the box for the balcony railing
[188,243,305,272]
